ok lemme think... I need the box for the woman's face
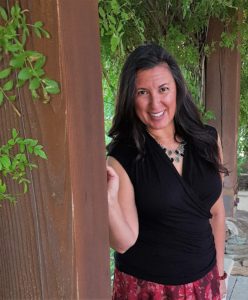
[134,64,177,133]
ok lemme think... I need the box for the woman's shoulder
[107,138,138,160]
[107,138,138,181]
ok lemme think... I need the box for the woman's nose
[150,92,161,108]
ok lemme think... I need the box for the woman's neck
[147,125,182,149]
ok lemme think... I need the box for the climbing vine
[0,3,60,203]
[0,3,59,108]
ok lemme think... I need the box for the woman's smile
[149,110,166,119]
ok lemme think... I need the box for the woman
[106,44,228,299]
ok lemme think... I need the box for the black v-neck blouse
[108,125,222,285]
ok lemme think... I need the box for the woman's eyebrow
[159,83,169,88]
[136,87,148,90]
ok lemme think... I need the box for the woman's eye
[160,86,169,93]
[137,90,148,95]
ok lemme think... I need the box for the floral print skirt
[112,265,220,300]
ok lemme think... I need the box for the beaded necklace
[147,131,186,163]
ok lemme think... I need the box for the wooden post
[205,17,241,217]
[0,0,111,298]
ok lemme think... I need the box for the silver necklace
[147,131,186,163]
[159,141,186,163]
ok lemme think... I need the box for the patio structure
[0,0,242,298]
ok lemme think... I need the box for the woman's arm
[210,196,226,277]
[107,156,139,253]
[209,134,226,297]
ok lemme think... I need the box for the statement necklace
[147,131,186,163]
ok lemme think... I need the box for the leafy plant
[0,2,59,204]
[0,128,47,203]
[0,2,60,109]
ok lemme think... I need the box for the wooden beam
[0,0,110,298]
[205,17,241,217]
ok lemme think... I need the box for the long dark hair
[107,43,228,175]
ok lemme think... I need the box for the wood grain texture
[0,0,110,299]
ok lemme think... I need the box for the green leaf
[29,163,38,169]
[6,44,21,52]
[110,34,119,52]
[41,29,50,39]
[0,91,4,106]
[16,79,25,88]
[110,0,119,13]
[43,79,60,94]
[12,128,18,139]
[99,7,106,18]
[27,146,33,153]
[9,95,16,102]
[10,6,15,17]
[117,23,123,33]
[23,182,28,194]
[7,139,15,146]
[31,89,39,99]
[25,139,38,147]
[24,51,42,59]
[0,155,11,169]
[35,69,45,77]
[34,27,41,38]
[18,68,32,80]
[10,56,25,68]
[0,68,11,79]
[0,7,8,21]
[3,80,14,91]
[29,78,40,90]
[34,145,47,159]
[109,15,116,25]
[19,144,25,153]
[34,144,42,150]
[34,21,43,28]
[34,56,46,69]
[37,149,47,159]
[19,163,25,171]
[0,180,6,194]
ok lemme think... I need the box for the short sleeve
[107,141,138,184]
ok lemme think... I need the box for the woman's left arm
[210,134,226,297]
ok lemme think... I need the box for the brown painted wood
[0,0,110,298]
[205,17,241,217]
[57,0,111,298]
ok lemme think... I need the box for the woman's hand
[107,165,119,203]
[220,279,227,299]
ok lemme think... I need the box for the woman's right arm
[107,156,139,253]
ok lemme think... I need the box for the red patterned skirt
[112,265,220,300]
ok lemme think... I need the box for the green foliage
[0,2,60,204]
[110,248,115,283]
[99,0,248,170]
[0,3,60,106]
[99,0,145,57]
[0,128,47,203]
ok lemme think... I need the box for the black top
[107,125,222,285]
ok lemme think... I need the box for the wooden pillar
[0,0,110,298]
[58,0,111,298]
[205,17,241,217]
